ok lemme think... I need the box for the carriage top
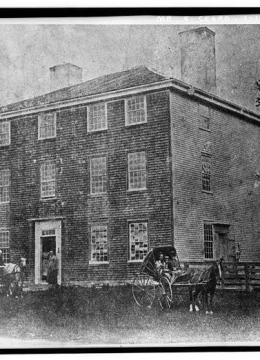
[140,246,178,279]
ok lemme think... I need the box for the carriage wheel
[158,276,172,310]
[132,272,156,308]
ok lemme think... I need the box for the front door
[35,220,61,285]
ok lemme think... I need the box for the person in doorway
[47,251,59,286]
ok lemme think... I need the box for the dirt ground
[0,285,260,348]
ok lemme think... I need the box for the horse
[187,259,223,314]
[1,257,27,298]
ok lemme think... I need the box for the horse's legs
[189,287,194,312]
[208,288,215,314]
[189,286,201,312]
[205,287,215,314]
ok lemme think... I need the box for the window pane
[128,152,146,190]
[41,161,56,198]
[91,225,108,262]
[126,96,146,125]
[39,113,56,139]
[90,157,107,194]
[0,122,10,146]
[129,222,148,261]
[0,169,10,203]
[88,103,107,132]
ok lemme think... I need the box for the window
[41,161,56,198]
[0,230,10,263]
[87,103,107,132]
[125,96,147,125]
[204,223,213,259]
[0,121,10,146]
[0,169,10,203]
[202,153,211,192]
[129,222,148,261]
[199,104,210,131]
[90,225,108,262]
[90,157,107,194]
[128,151,147,190]
[38,113,56,140]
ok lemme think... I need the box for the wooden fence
[181,261,260,292]
[221,262,260,291]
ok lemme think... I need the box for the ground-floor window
[204,223,213,259]
[90,225,108,262]
[129,221,148,261]
[0,230,10,263]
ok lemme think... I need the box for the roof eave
[0,78,260,124]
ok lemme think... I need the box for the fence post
[245,263,249,292]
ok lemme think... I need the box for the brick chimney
[49,63,83,91]
[179,27,216,94]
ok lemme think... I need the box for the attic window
[0,121,10,147]
[38,113,56,140]
[199,104,210,131]
[87,103,107,132]
[125,96,147,126]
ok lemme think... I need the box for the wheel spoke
[135,284,145,292]
[158,277,172,309]
[132,273,155,308]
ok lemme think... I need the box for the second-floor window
[202,153,211,192]
[41,161,56,198]
[0,121,10,146]
[128,151,147,190]
[90,157,107,195]
[38,113,56,140]
[0,169,10,203]
[87,103,107,132]
[125,95,147,125]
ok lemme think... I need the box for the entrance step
[23,282,49,292]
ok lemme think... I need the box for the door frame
[35,220,62,285]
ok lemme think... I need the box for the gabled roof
[0,66,167,113]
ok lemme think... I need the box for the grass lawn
[0,285,260,346]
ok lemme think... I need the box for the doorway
[35,220,62,285]
[41,236,56,282]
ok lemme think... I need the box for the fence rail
[181,261,260,292]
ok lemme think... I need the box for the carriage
[132,246,222,311]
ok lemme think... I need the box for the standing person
[47,251,59,286]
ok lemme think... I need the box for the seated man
[155,252,165,275]
[162,255,172,279]
[168,249,181,271]
[168,249,183,283]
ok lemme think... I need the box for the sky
[1,19,260,112]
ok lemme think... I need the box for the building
[1,27,260,285]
